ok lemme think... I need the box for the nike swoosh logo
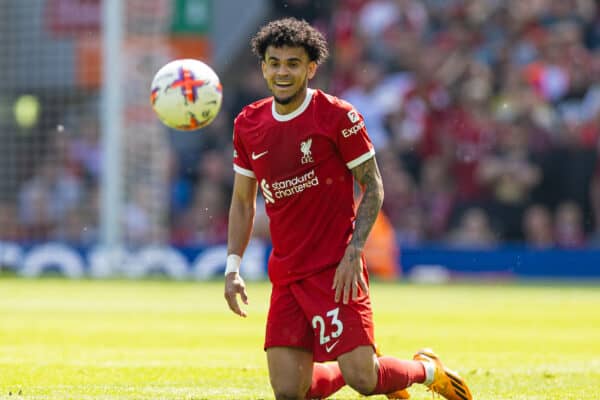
[325,340,340,353]
[251,151,268,160]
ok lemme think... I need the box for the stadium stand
[1,0,600,279]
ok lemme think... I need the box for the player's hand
[332,245,368,304]
[224,272,248,317]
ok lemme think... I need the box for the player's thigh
[267,346,313,398]
[337,344,378,394]
[291,266,375,362]
[265,283,313,351]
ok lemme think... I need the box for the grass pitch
[0,278,599,399]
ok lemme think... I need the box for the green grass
[0,278,599,399]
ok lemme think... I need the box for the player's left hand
[333,244,368,304]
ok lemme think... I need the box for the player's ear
[261,60,268,79]
[307,61,317,80]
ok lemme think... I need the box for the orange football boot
[413,348,472,400]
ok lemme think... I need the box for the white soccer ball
[150,59,223,131]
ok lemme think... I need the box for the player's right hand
[224,272,249,317]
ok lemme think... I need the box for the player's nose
[275,64,290,75]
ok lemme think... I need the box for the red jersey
[233,89,375,285]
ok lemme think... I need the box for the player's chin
[273,95,295,105]
[271,84,299,103]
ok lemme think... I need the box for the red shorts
[264,265,375,362]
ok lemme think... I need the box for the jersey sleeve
[232,118,256,178]
[334,102,375,169]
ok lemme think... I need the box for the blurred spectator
[357,0,401,40]
[341,59,390,149]
[395,206,427,246]
[523,28,571,103]
[554,200,586,248]
[69,117,102,184]
[584,3,600,49]
[384,49,451,178]
[186,181,229,245]
[540,114,597,232]
[0,203,23,241]
[445,207,498,248]
[52,206,96,245]
[420,63,495,203]
[167,149,195,217]
[170,207,199,247]
[379,158,420,235]
[477,114,542,240]
[197,149,232,186]
[18,158,83,241]
[123,183,154,246]
[522,204,555,248]
[230,68,270,117]
[418,156,456,240]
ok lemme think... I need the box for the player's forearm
[350,179,383,250]
[227,198,256,257]
[350,158,383,250]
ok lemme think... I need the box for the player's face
[262,45,317,112]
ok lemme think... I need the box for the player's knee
[341,364,377,394]
[343,371,376,395]
[271,380,308,400]
[273,393,304,400]
[338,346,378,395]
[273,389,306,400]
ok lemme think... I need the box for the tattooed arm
[333,156,384,304]
[349,156,385,250]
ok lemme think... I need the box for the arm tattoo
[350,157,384,250]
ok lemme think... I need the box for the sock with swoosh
[305,362,345,399]
[371,356,426,395]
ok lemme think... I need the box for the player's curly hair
[251,18,329,65]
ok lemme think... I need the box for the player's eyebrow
[266,56,302,63]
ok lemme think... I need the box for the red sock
[305,363,345,399]
[371,356,426,394]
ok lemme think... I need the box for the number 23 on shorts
[311,307,344,353]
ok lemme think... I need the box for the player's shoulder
[312,89,357,117]
[311,89,360,127]
[234,96,272,132]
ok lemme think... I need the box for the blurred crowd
[269,0,600,249]
[2,0,600,251]
[189,0,600,249]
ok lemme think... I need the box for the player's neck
[274,87,308,115]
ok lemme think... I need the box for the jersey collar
[272,88,314,122]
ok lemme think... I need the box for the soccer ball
[150,59,223,131]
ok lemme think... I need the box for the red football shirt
[233,89,375,285]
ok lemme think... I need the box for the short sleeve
[232,121,255,178]
[335,104,375,169]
